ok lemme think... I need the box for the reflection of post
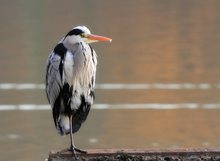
[48,148,220,161]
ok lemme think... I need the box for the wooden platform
[48,148,220,161]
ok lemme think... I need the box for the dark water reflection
[1,1,220,161]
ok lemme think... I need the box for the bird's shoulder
[53,43,67,58]
[47,42,70,68]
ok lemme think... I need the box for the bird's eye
[80,33,86,38]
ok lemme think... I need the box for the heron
[45,26,111,157]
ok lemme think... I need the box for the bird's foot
[68,145,87,161]
[74,147,87,154]
[69,146,87,154]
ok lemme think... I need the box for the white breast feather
[64,43,96,110]
[64,51,74,84]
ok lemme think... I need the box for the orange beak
[87,34,112,42]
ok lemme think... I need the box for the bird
[45,26,111,156]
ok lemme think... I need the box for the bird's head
[64,26,112,44]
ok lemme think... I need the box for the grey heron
[45,26,111,156]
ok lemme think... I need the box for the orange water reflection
[1,1,220,161]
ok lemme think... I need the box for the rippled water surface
[1,1,220,161]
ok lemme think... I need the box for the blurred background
[1,0,220,161]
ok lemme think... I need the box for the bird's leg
[69,115,79,160]
[69,115,73,150]
[68,115,87,159]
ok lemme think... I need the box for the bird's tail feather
[57,114,70,135]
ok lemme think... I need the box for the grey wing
[45,52,63,108]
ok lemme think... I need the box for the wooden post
[48,148,220,161]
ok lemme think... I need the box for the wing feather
[45,52,63,108]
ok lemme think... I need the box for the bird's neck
[63,40,81,53]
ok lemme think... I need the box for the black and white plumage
[45,26,111,154]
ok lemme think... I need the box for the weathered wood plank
[48,148,220,161]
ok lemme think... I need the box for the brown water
[1,1,220,161]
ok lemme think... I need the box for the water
[1,0,220,161]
